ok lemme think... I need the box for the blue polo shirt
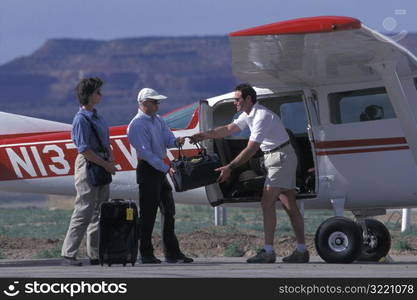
[72,108,110,153]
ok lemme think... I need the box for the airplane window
[329,87,396,124]
[279,101,308,134]
[163,102,199,129]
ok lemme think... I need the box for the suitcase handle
[111,199,136,209]
[176,136,206,160]
[111,199,123,202]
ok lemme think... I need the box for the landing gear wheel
[357,219,391,261]
[315,216,363,263]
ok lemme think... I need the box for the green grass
[0,205,416,259]
[34,245,63,259]
[393,239,415,251]
[382,211,417,238]
[0,208,71,238]
[152,205,338,236]
[224,242,245,257]
[0,205,402,240]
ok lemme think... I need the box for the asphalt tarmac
[0,256,416,278]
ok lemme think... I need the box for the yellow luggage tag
[126,207,134,221]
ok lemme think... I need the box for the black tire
[357,219,391,261]
[315,216,363,263]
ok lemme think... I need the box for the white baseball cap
[137,88,167,102]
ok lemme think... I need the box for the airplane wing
[229,16,417,91]
[229,16,417,165]
[0,111,71,137]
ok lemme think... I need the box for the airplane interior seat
[214,129,313,197]
[285,128,303,187]
[286,129,317,193]
[214,138,231,166]
[213,138,242,195]
[214,137,262,197]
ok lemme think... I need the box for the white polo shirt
[233,103,289,152]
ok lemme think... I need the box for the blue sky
[0,0,416,64]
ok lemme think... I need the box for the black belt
[263,141,290,155]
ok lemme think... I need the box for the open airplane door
[302,88,320,194]
[199,100,224,206]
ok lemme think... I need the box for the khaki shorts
[263,144,297,189]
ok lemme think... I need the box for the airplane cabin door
[302,89,320,194]
[199,100,224,206]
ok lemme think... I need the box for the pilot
[360,105,384,121]
[61,77,117,266]
[192,83,309,263]
[127,88,193,264]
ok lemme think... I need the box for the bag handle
[176,136,206,160]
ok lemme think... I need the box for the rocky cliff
[0,36,237,125]
[0,33,416,126]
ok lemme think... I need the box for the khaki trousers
[61,154,109,259]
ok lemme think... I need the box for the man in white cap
[127,88,193,264]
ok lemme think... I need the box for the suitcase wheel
[123,263,126,267]
[131,263,135,267]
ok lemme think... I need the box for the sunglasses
[148,100,161,104]
[148,99,161,104]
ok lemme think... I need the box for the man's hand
[104,161,117,175]
[175,136,186,147]
[168,166,176,177]
[190,132,208,143]
[215,165,232,183]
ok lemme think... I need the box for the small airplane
[1,16,417,264]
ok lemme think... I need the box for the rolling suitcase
[98,199,138,266]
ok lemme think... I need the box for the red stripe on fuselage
[314,137,407,149]
[0,132,200,181]
[0,131,70,143]
[314,137,409,156]
[316,146,409,156]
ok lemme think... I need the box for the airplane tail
[0,111,71,140]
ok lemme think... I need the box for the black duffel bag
[170,137,221,192]
[82,115,113,187]
[87,161,112,186]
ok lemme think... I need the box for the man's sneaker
[61,256,82,266]
[141,255,162,264]
[246,249,276,263]
[166,253,194,263]
[282,250,310,263]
